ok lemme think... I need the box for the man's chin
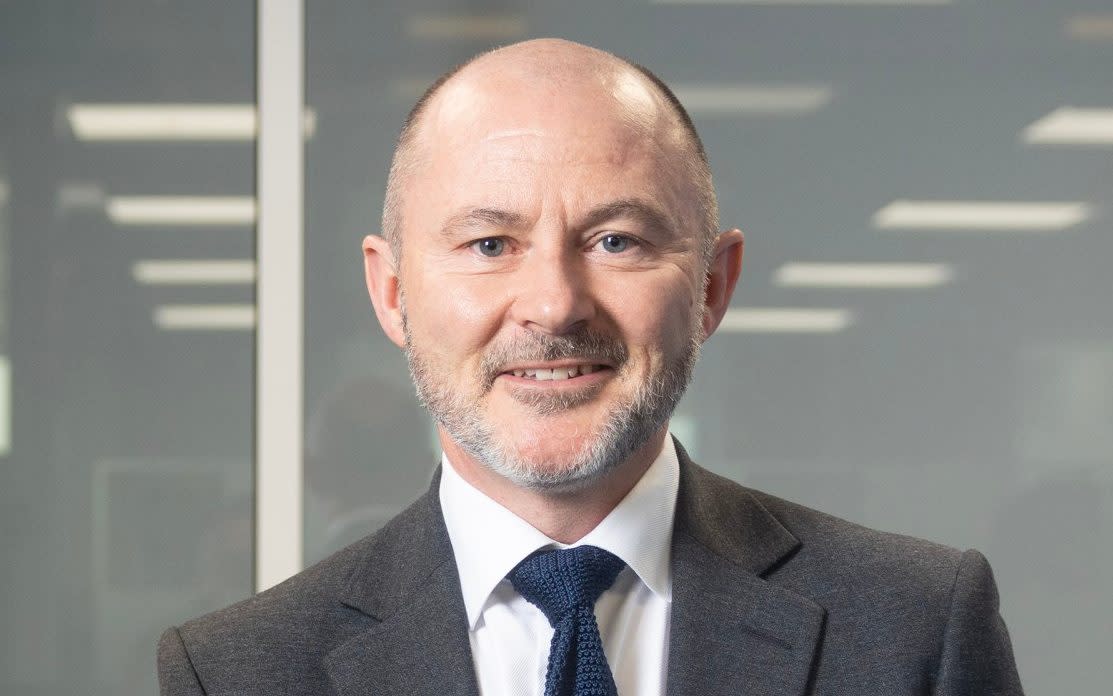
[476,437,615,493]
[491,458,612,495]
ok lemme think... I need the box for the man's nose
[509,248,597,335]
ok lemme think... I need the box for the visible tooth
[550,369,569,381]
[513,370,524,378]
[581,364,595,375]
[533,369,554,381]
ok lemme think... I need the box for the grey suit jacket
[158,444,1023,695]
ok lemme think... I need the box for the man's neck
[440,427,668,544]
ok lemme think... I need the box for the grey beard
[402,319,702,493]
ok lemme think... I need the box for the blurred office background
[2,1,1111,693]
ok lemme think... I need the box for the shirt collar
[439,436,679,630]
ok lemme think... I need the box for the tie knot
[507,545,626,627]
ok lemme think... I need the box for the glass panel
[305,3,1113,692]
[0,3,256,694]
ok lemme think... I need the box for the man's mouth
[499,363,612,382]
[508,364,604,381]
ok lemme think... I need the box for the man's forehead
[464,126,659,167]
[385,40,710,252]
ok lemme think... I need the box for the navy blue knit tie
[508,545,625,696]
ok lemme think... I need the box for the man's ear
[362,234,406,348]
[701,229,745,340]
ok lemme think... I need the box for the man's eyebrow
[577,199,676,237]
[438,200,676,240]
[440,207,529,238]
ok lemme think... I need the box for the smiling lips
[504,364,607,381]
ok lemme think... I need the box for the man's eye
[598,234,631,253]
[472,238,505,257]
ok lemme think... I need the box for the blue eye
[600,234,630,253]
[474,238,504,257]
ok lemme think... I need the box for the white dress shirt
[439,437,679,696]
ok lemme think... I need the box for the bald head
[382,39,718,263]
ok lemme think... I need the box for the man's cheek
[439,285,506,329]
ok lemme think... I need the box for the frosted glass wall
[0,3,256,694]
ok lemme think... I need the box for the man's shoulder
[166,492,438,681]
[680,461,1020,692]
[686,463,990,676]
[181,533,364,637]
[691,464,967,595]
[754,484,961,563]
[167,530,368,680]
[158,536,364,692]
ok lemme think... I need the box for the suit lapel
[324,469,481,696]
[666,442,825,696]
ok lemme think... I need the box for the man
[158,39,1023,695]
